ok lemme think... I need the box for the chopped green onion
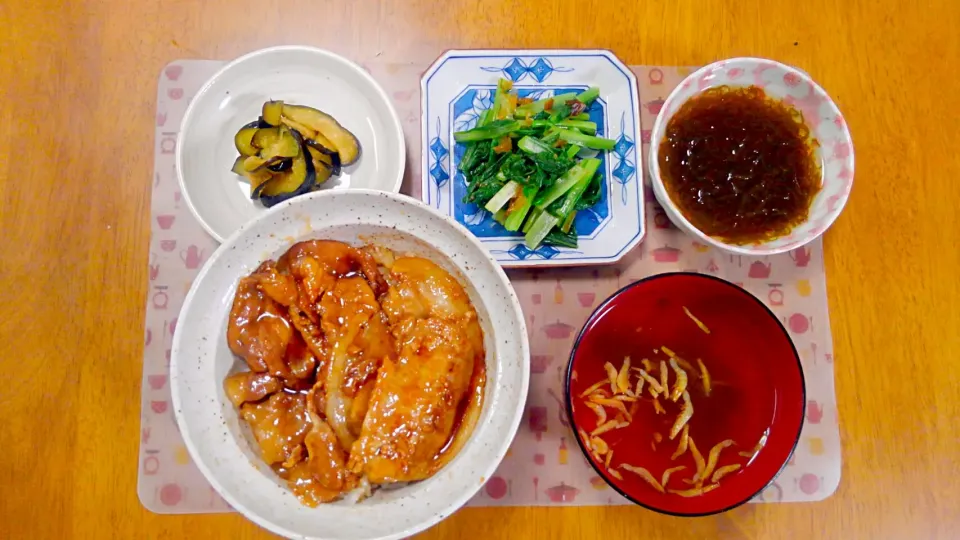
[557,120,597,135]
[541,127,561,144]
[504,187,537,231]
[561,210,578,233]
[514,92,578,118]
[576,87,600,105]
[558,130,616,151]
[554,169,596,221]
[491,78,513,120]
[524,211,560,249]
[534,158,601,210]
[517,136,554,155]
[454,120,522,142]
[484,180,520,214]
[522,207,542,233]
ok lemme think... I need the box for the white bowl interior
[177,47,406,242]
[648,58,854,255]
[171,190,528,540]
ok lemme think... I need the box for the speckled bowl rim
[170,189,530,540]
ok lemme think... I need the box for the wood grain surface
[1,0,958,538]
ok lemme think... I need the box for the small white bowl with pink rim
[648,57,854,256]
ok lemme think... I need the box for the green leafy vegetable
[455,79,616,249]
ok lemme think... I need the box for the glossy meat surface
[317,276,394,450]
[227,268,294,377]
[349,257,485,483]
[240,391,310,467]
[225,243,486,505]
[224,371,282,407]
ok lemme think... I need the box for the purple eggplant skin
[266,158,293,172]
[234,120,261,156]
[305,139,342,176]
[257,131,316,207]
[281,103,361,165]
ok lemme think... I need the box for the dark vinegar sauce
[658,86,822,244]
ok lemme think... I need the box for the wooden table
[2,0,958,538]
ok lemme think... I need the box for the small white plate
[420,49,645,268]
[171,190,529,540]
[177,46,405,242]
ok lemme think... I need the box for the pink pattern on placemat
[138,61,841,514]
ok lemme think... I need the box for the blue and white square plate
[420,49,645,268]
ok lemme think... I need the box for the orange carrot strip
[585,401,607,425]
[653,398,666,415]
[659,360,669,394]
[669,391,693,440]
[669,358,688,402]
[579,379,608,398]
[689,437,706,481]
[638,370,664,394]
[621,464,665,493]
[671,425,690,460]
[604,362,619,394]
[591,436,609,456]
[590,420,627,437]
[616,357,632,394]
[711,463,741,483]
[697,358,712,396]
[700,440,735,483]
[661,465,686,487]
[683,306,711,334]
[669,483,719,497]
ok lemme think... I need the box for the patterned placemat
[139,60,840,513]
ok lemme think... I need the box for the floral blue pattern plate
[420,49,645,267]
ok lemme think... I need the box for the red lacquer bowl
[565,273,804,516]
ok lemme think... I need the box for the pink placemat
[139,60,841,513]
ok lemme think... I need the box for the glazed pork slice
[348,257,485,483]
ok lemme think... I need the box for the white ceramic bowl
[648,58,854,255]
[171,190,530,540]
[177,46,406,242]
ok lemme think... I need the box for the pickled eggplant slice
[231,156,247,176]
[279,116,317,140]
[258,132,316,207]
[281,104,361,165]
[232,157,275,197]
[251,127,279,149]
[243,155,268,171]
[306,145,334,169]
[252,126,300,159]
[305,147,335,186]
[261,100,284,126]
[242,155,287,172]
[267,158,293,172]
[249,170,275,198]
[234,121,260,156]
[306,139,341,176]
[314,160,333,187]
